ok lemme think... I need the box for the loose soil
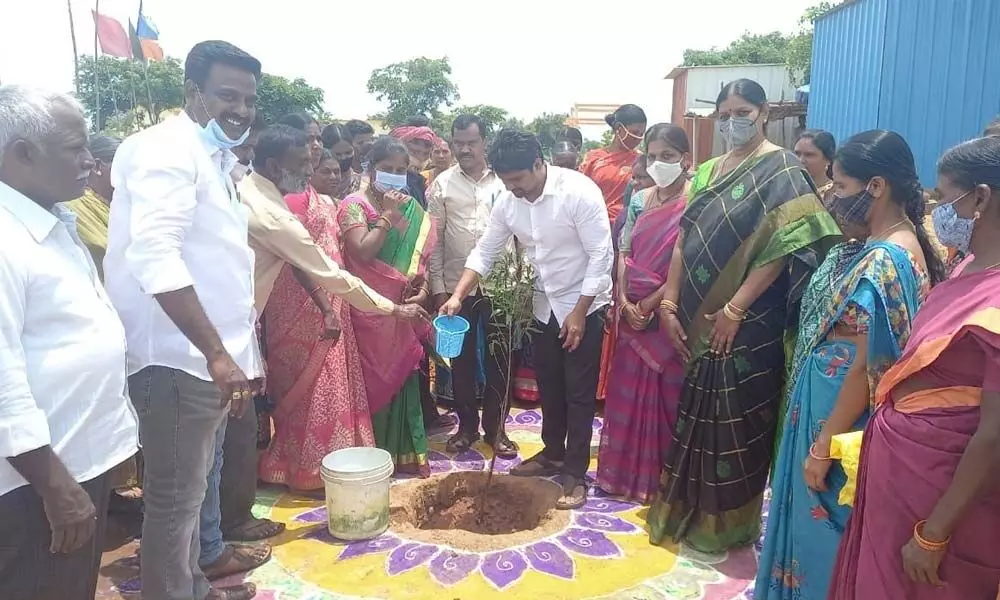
[390,471,570,553]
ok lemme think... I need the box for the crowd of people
[1,36,998,600]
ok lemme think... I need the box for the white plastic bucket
[320,447,394,541]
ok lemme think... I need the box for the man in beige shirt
[210,124,427,554]
[428,114,518,458]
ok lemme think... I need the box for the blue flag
[136,4,159,40]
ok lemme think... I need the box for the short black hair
[321,123,352,149]
[184,40,262,89]
[253,124,307,172]
[277,112,318,131]
[451,114,486,139]
[404,115,431,127]
[345,119,375,140]
[488,129,543,174]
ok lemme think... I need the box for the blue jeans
[198,414,228,567]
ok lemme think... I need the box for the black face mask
[829,187,873,227]
[338,157,354,174]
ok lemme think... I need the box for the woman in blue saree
[754,130,946,599]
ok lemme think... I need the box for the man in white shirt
[428,114,518,458]
[0,85,138,600]
[440,129,613,510]
[105,41,266,600]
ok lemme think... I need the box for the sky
[1,0,817,140]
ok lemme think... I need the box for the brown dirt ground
[389,471,569,553]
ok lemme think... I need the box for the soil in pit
[391,471,570,553]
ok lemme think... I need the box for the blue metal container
[810,0,1000,186]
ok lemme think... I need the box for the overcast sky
[2,0,816,139]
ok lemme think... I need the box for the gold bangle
[377,215,393,230]
[913,520,950,551]
[809,443,832,461]
[727,300,748,315]
[659,299,679,313]
[722,303,746,321]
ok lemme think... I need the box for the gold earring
[974,211,982,220]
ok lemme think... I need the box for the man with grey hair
[0,85,139,599]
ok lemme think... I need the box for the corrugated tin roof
[664,63,787,80]
[809,0,1000,186]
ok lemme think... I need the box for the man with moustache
[0,85,139,600]
[105,40,265,600]
[427,114,518,458]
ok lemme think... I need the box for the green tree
[367,57,459,127]
[431,104,510,139]
[682,31,790,67]
[256,74,326,123]
[786,2,839,85]
[76,55,184,130]
[524,112,569,156]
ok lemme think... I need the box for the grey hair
[0,85,86,168]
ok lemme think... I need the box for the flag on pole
[136,8,159,40]
[134,2,163,61]
[92,10,132,58]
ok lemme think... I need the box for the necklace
[870,217,910,240]
[718,139,766,178]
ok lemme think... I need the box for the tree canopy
[76,55,327,133]
[366,57,459,128]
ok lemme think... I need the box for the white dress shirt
[105,113,263,381]
[427,164,506,295]
[0,182,138,496]
[466,166,613,325]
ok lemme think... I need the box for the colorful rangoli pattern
[98,408,764,599]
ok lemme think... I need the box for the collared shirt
[466,166,613,325]
[427,163,506,296]
[239,172,395,315]
[0,182,138,496]
[105,113,263,382]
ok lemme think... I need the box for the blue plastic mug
[433,315,470,359]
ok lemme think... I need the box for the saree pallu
[258,191,375,491]
[830,268,1000,600]
[755,242,926,599]
[597,197,686,504]
[646,149,840,553]
[338,193,436,476]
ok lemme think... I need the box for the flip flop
[509,454,562,477]
[555,475,588,510]
[223,517,286,542]
[202,543,271,581]
[207,583,257,600]
[446,430,481,453]
[486,435,519,460]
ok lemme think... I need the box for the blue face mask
[931,190,975,253]
[374,170,408,193]
[197,90,250,151]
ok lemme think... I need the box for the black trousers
[0,470,113,600]
[532,309,605,479]
[451,293,516,440]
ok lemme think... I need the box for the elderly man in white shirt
[428,114,519,458]
[0,86,138,600]
[440,129,613,511]
[105,41,267,600]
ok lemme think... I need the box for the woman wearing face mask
[337,136,436,477]
[829,136,1000,600]
[322,123,362,199]
[645,79,840,553]
[793,129,836,198]
[596,124,691,504]
[259,148,377,493]
[755,130,943,600]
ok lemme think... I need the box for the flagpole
[67,0,80,94]
[93,0,100,129]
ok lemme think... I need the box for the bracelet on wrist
[913,520,950,551]
[723,302,747,321]
[659,299,679,313]
[809,442,832,461]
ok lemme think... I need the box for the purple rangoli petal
[115,576,142,594]
[523,541,574,579]
[494,455,521,473]
[294,506,328,523]
[556,527,622,558]
[453,448,485,471]
[386,542,438,575]
[428,450,453,474]
[428,549,480,586]
[513,410,542,425]
[582,493,637,513]
[338,534,402,560]
[575,512,639,533]
[482,550,528,589]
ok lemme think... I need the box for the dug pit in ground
[389,471,570,553]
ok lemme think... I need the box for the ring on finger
[231,391,241,400]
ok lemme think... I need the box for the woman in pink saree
[258,150,375,492]
[829,137,1000,599]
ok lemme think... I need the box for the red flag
[140,39,164,62]
[92,10,132,58]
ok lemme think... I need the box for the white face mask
[646,160,684,188]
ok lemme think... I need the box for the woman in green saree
[646,79,841,553]
[338,136,436,477]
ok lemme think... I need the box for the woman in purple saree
[598,124,690,503]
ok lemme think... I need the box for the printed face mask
[931,190,975,253]
[718,116,757,149]
[829,185,874,227]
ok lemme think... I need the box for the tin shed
[809,0,1000,186]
